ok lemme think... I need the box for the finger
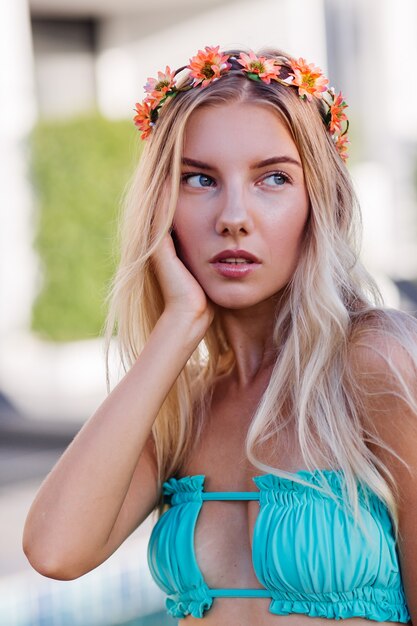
[152,182,172,239]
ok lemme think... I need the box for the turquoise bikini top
[147,469,411,622]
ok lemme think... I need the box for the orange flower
[289,57,329,101]
[237,51,280,84]
[187,45,231,87]
[334,133,349,162]
[133,100,154,140]
[329,90,348,134]
[144,66,176,106]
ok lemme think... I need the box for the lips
[209,249,261,263]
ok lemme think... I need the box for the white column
[0,0,38,336]
[353,0,417,277]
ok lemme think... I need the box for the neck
[215,298,279,389]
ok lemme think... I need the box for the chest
[177,386,306,589]
[181,375,306,491]
[177,375,343,587]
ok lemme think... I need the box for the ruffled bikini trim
[163,474,205,495]
[164,469,360,497]
[163,470,376,507]
[269,585,411,623]
[164,584,410,622]
[162,474,205,504]
[165,584,213,619]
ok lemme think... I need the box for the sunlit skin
[172,101,310,386]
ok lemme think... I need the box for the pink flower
[133,100,154,139]
[237,51,280,84]
[334,133,349,162]
[144,66,176,106]
[187,45,231,87]
[289,57,329,101]
[329,90,348,134]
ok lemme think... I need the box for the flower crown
[133,45,349,161]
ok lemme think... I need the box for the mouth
[209,249,261,264]
[210,258,260,279]
[216,258,254,264]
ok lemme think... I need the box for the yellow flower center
[156,79,170,91]
[202,62,215,78]
[250,61,265,73]
[302,73,316,88]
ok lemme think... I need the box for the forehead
[183,101,299,162]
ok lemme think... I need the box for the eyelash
[260,171,292,187]
[181,173,215,188]
[180,171,292,188]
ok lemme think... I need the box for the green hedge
[30,113,141,342]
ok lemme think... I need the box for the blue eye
[181,173,215,188]
[263,172,290,187]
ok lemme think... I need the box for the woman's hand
[151,203,215,331]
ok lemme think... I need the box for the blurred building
[28,0,329,120]
[325,0,417,287]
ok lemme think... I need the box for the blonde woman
[23,46,417,625]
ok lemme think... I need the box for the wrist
[159,308,209,345]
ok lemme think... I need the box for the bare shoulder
[347,307,417,384]
[347,310,417,617]
[346,308,417,479]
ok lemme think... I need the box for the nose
[214,183,253,237]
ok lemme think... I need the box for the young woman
[23,46,417,625]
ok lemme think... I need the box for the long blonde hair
[103,46,417,537]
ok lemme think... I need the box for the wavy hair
[102,47,417,538]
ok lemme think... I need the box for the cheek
[268,207,309,257]
[173,202,208,252]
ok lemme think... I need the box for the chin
[208,292,265,311]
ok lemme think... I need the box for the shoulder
[346,308,417,504]
[346,309,417,617]
[346,307,417,477]
[347,307,417,386]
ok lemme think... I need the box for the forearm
[23,311,204,576]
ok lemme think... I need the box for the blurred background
[1,0,417,624]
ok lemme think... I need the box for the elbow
[22,516,105,580]
[23,548,83,581]
[22,536,90,581]
[24,552,89,581]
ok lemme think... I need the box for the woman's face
[173,101,310,310]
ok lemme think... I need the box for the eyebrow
[253,156,302,169]
[182,158,214,170]
[181,156,302,170]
